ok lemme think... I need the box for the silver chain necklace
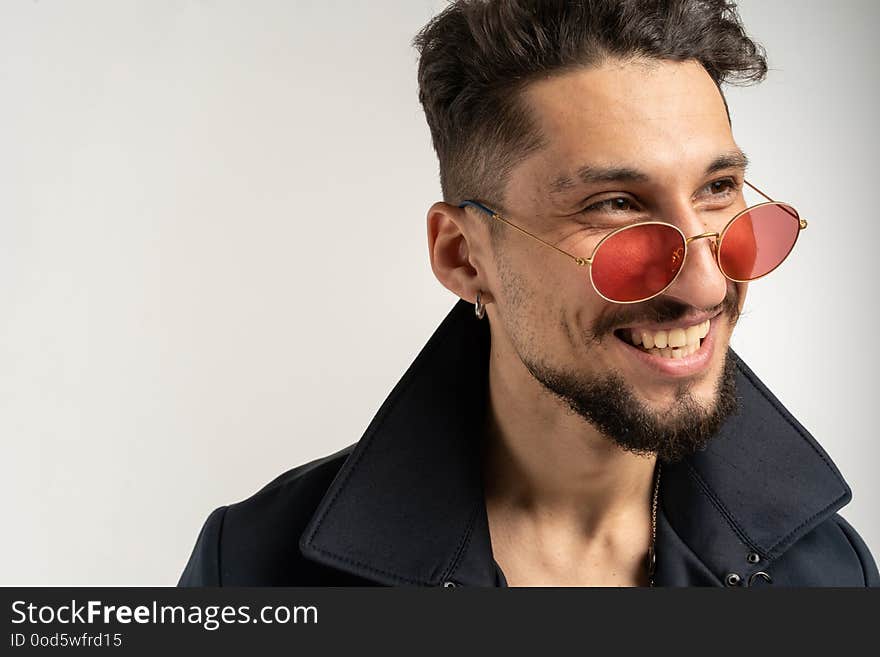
[647,461,661,587]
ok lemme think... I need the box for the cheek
[499,252,561,298]
[493,250,526,292]
[496,235,611,324]
[559,281,612,345]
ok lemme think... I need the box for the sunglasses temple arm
[743,179,775,202]
[459,201,589,266]
[743,179,804,226]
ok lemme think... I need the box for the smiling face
[479,58,748,462]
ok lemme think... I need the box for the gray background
[1,0,877,585]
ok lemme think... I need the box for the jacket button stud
[442,581,457,588]
[747,571,773,587]
[746,552,760,564]
[724,573,742,587]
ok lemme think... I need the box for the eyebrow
[548,149,750,196]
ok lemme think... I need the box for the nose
[662,228,728,310]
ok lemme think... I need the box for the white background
[1,0,877,585]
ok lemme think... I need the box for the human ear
[426,201,494,306]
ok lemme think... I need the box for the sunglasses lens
[718,203,801,281]
[591,223,685,302]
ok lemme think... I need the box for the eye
[582,196,638,214]
[702,178,739,197]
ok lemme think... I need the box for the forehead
[516,58,736,196]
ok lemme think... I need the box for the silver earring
[474,291,486,320]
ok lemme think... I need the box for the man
[179,0,878,587]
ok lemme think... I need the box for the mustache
[589,284,741,342]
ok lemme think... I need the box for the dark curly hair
[413,0,767,230]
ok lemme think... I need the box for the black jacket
[178,299,879,587]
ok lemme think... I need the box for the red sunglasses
[460,180,807,304]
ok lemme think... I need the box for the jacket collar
[299,299,851,586]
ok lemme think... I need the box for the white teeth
[699,319,710,339]
[667,328,687,348]
[628,318,712,352]
[648,343,698,359]
[685,324,702,346]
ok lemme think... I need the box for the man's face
[484,58,747,462]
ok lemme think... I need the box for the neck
[481,337,658,540]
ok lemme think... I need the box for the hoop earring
[474,291,486,320]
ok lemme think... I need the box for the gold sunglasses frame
[460,180,808,304]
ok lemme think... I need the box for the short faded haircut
[413,0,767,237]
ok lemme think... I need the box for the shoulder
[829,514,880,586]
[177,444,362,586]
[769,513,880,587]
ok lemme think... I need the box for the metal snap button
[724,573,742,587]
[747,571,772,587]
[746,552,760,564]
[442,581,457,588]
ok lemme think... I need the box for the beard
[494,255,744,463]
[520,346,740,463]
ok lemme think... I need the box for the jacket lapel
[654,351,851,585]
[299,299,851,586]
[299,298,493,585]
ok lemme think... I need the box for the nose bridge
[665,228,727,308]
[685,231,720,252]
[685,231,720,256]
